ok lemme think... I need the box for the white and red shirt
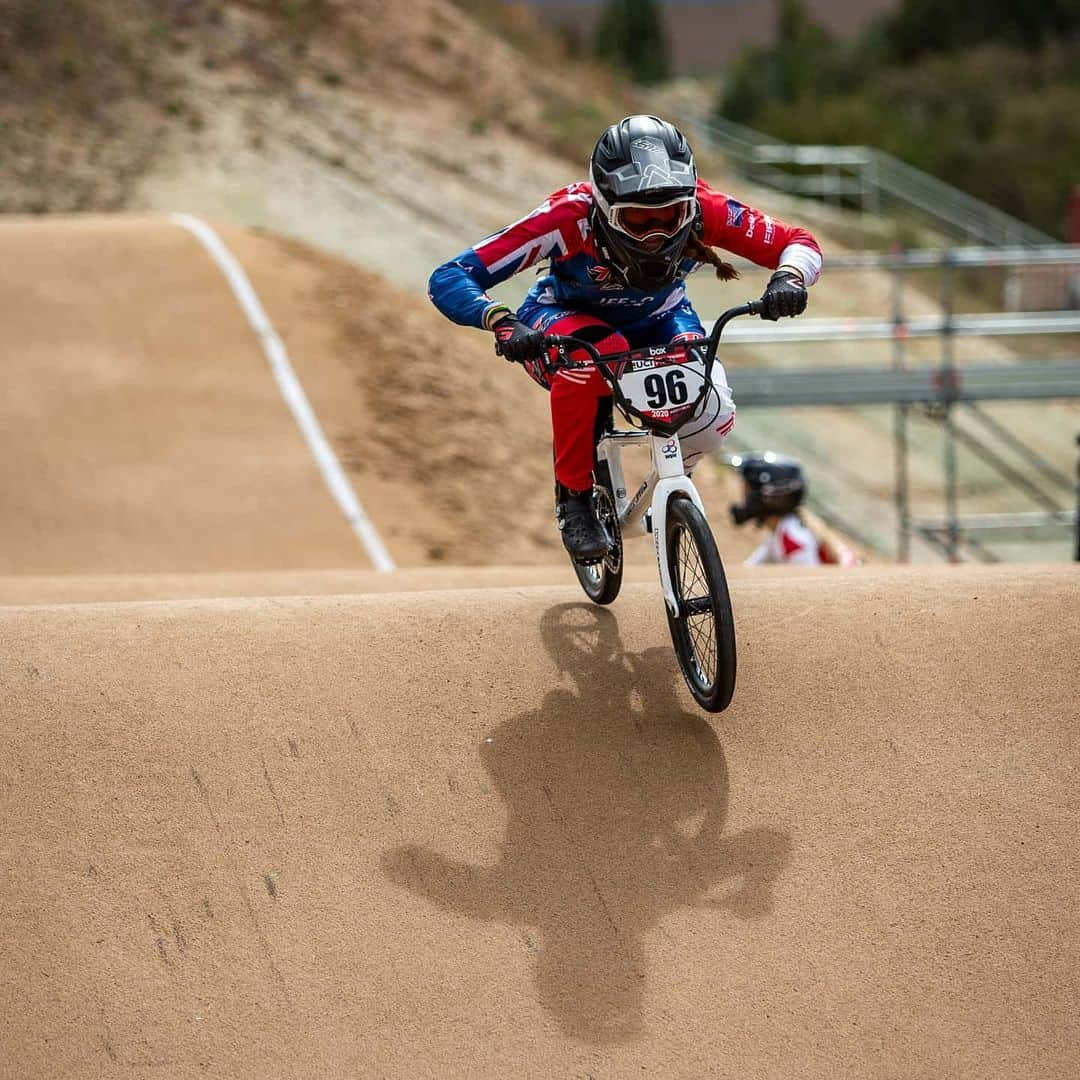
[744,513,857,567]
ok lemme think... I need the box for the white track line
[169,213,395,572]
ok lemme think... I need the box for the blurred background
[1,0,1077,568]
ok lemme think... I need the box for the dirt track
[3,215,1078,1078]
[0,216,378,574]
[0,214,760,574]
[3,566,1078,1078]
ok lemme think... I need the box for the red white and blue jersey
[427,180,823,331]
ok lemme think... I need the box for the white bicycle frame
[545,301,762,618]
[596,427,707,617]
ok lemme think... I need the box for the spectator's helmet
[730,452,806,525]
[590,115,698,291]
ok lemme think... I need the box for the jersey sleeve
[697,180,822,285]
[427,184,592,329]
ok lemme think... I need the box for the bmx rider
[427,114,823,561]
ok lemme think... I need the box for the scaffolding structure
[714,247,1080,563]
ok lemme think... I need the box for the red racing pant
[522,311,736,492]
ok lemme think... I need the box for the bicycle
[535,301,765,713]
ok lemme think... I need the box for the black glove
[759,270,807,321]
[492,314,545,363]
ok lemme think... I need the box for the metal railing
[686,113,1056,249]
[732,361,1080,407]
[722,310,1080,344]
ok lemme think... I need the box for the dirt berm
[3,565,1077,1078]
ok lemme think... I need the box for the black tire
[663,495,737,712]
[572,462,623,605]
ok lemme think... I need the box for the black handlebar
[714,299,764,339]
[543,300,763,371]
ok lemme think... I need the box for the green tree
[774,0,834,101]
[722,39,1080,237]
[721,0,842,120]
[884,0,1080,62]
[593,0,671,84]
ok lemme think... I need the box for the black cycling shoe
[556,483,612,562]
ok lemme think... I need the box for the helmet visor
[609,196,695,242]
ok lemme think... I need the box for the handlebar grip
[745,299,764,316]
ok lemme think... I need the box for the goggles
[606,195,696,242]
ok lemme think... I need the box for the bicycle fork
[598,431,707,617]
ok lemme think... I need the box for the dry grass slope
[0,0,627,218]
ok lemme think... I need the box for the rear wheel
[663,495,736,712]
[572,461,623,605]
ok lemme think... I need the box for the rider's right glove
[758,270,808,321]
[492,313,545,364]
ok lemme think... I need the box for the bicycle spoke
[687,610,715,684]
[673,525,718,689]
[691,613,716,683]
[679,536,708,606]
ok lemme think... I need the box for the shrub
[717,0,1080,238]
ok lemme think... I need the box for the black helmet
[590,115,698,292]
[730,452,806,525]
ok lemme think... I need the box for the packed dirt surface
[0,561,851,607]
[3,565,1078,1078]
[0,566,574,605]
[0,216,363,574]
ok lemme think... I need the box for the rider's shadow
[382,603,791,1044]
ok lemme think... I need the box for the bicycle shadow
[382,603,791,1044]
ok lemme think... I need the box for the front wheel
[663,495,737,712]
[572,462,623,605]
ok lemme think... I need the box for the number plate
[615,344,708,426]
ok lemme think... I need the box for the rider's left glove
[759,270,807,321]
[492,314,545,364]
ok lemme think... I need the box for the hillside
[0,0,627,289]
[3,0,1076,566]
